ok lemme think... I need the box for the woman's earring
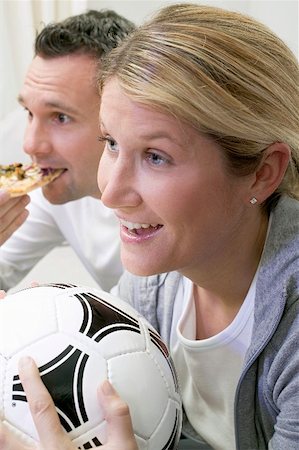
[250,197,258,205]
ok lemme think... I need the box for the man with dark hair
[34,10,134,57]
[0,10,135,291]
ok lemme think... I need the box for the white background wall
[0,0,298,291]
[0,0,298,120]
[90,0,298,56]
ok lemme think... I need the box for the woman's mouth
[120,219,163,238]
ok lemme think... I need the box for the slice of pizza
[0,163,63,197]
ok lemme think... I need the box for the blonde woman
[1,4,298,450]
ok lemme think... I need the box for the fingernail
[19,356,33,368]
[22,195,30,205]
[101,379,115,396]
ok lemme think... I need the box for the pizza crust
[0,163,63,197]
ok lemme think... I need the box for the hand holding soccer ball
[0,356,138,450]
[0,284,181,449]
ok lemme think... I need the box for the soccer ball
[0,283,182,449]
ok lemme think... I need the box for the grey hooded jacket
[116,196,299,450]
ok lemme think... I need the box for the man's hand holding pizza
[0,189,30,245]
[0,163,63,245]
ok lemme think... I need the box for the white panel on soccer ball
[95,328,146,359]
[148,399,181,449]
[108,352,169,438]
[147,342,179,398]
[56,293,86,333]
[0,292,57,356]
[0,354,6,417]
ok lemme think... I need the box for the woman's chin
[121,256,161,277]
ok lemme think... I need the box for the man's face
[18,54,103,204]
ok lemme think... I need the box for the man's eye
[56,113,70,124]
[23,107,33,120]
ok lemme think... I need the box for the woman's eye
[98,136,118,153]
[97,135,119,153]
[146,152,169,166]
[106,138,118,152]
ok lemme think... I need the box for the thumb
[98,380,138,450]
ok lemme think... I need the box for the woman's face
[98,79,253,280]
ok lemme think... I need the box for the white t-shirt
[171,274,257,450]
[0,189,123,292]
[0,108,123,291]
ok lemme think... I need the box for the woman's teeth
[120,219,160,231]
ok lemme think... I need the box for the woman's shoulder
[264,196,299,261]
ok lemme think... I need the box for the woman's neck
[188,211,269,339]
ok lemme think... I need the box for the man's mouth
[40,167,65,177]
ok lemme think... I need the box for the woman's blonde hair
[100,3,299,208]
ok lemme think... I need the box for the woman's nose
[98,154,141,210]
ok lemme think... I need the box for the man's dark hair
[34,9,135,59]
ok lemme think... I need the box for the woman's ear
[248,142,290,204]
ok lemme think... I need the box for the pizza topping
[0,163,41,184]
[0,162,63,196]
[0,163,26,180]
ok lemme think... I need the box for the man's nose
[23,121,52,158]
